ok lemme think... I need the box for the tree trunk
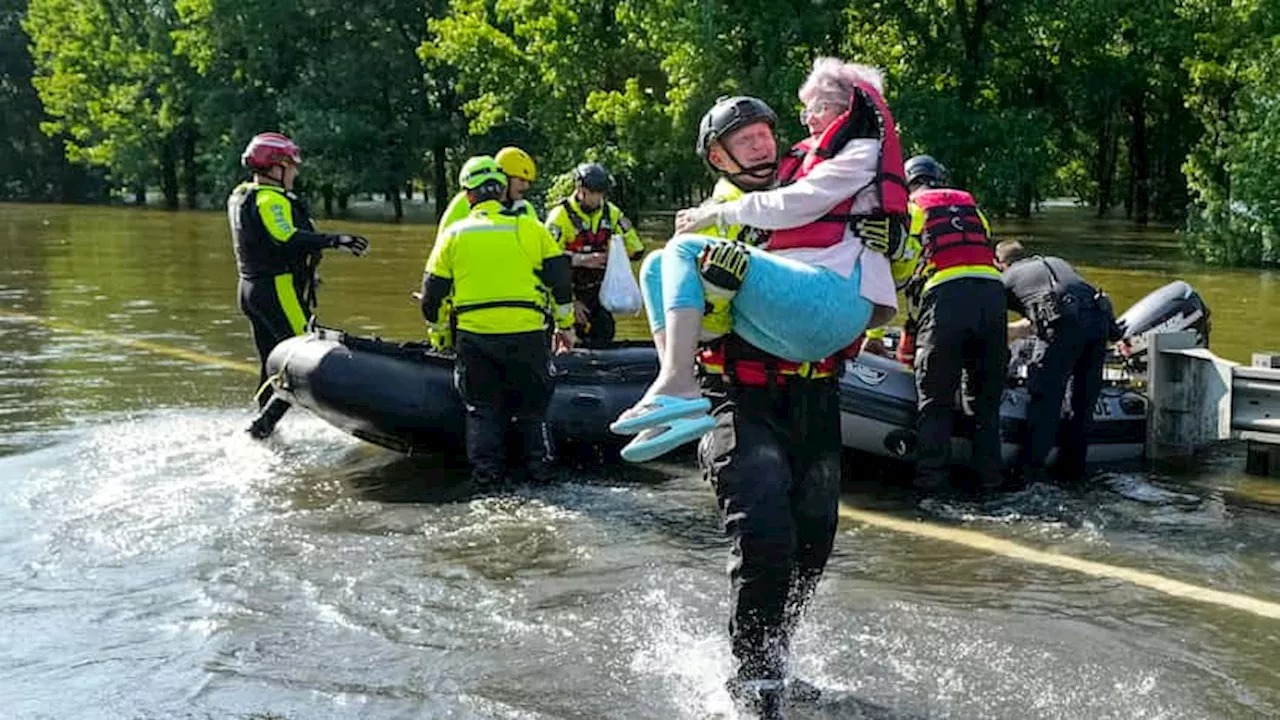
[323,184,334,217]
[181,123,198,209]
[1130,91,1150,226]
[433,142,448,219]
[337,192,349,216]
[954,0,992,94]
[1095,113,1116,215]
[1017,181,1033,218]
[161,138,179,210]
[1124,165,1134,219]
[1099,114,1120,218]
[389,185,404,222]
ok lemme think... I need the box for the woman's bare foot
[641,373,702,403]
[616,376,703,424]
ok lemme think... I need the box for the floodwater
[1,202,1278,719]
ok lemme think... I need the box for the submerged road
[2,202,1278,718]
[10,307,1279,622]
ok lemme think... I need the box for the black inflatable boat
[264,332,657,453]
[264,280,1211,464]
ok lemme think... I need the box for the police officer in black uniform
[229,132,369,439]
[997,240,1115,486]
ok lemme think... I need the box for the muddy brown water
[1,202,1278,719]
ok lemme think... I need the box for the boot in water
[786,677,821,704]
[246,397,290,439]
[726,677,786,720]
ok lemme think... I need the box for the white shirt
[713,139,899,326]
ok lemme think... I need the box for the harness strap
[454,299,548,315]
[699,337,840,387]
[561,199,613,250]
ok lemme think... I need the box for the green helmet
[458,155,508,191]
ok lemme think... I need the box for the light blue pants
[639,234,873,362]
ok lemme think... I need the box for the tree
[0,0,100,201]
[1182,0,1280,266]
[25,0,200,208]
[175,0,441,220]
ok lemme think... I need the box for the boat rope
[252,337,307,404]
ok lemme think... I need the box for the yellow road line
[840,503,1280,620]
[0,310,258,375]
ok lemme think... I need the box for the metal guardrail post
[1235,353,1280,477]
[1145,331,1237,462]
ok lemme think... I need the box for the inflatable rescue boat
[264,280,1210,465]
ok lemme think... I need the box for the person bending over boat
[544,163,645,348]
[610,57,905,465]
[230,132,370,440]
[420,156,576,486]
[997,240,1117,489]
[438,149,541,233]
[896,155,1007,496]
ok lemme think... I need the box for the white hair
[798,57,885,107]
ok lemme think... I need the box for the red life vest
[560,198,616,254]
[912,188,996,271]
[697,334,864,387]
[765,80,908,252]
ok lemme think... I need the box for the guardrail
[1146,331,1280,476]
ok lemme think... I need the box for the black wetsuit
[228,182,337,433]
[697,338,843,689]
[453,330,556,483]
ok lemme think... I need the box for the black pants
[697,376,842,682]
[453,329,555,484]
[238,277,308,425]
[1021,309,1109,481]
[574,291,616,348]
[913,278,1008,491]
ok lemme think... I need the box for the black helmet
[905,154,947,190]
[573,162,611,192]
[696,95,778,161]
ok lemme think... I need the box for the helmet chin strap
[720,144,777,187]
[255,166,285,187]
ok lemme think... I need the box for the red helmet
[241,132,301,170]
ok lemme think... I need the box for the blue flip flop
[609,394,711,435]
[619,413,717,463]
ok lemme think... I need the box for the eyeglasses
[798,104,820,124]
[800,102,844,124]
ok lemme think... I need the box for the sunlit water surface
[1,203,1277,719]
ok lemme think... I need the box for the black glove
[698,240,749,293]
[332,234,370,256]
[855,215,903,255]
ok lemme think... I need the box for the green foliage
[173,0,444,205]
[3,0,1276,265]
[0,0,96,201]
[1182,0,1280,266]
[24,0,193,200]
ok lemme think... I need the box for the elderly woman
[610,57,906,462]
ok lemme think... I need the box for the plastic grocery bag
[599,234,643,315]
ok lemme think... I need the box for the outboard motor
[1114,280,1211,372]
